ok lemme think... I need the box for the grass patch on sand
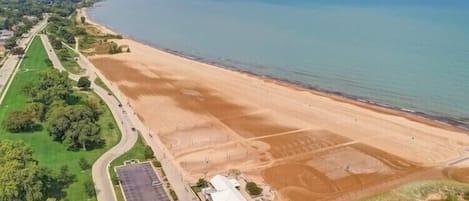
[95,76,111,92]
[364,180,469,201]
[0,36,120,201]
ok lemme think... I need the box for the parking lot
[116,162,170,201]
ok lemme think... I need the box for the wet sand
[83,8,469,201]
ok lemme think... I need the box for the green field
[109,134,147,201]
[53,42,84,75]
[0,36,120,201]
[364,180,469,201]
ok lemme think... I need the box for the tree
[11,47,24,55]
[84,179,95,198]
[51,38,62,49]
[2,111,38,133]
[246,182,263,196]
[26,102,46,121]
[144,145,154,159]
[77,77,91,89]
[48,105,102,150]
[78,157,90,170]
[0,140,46,201]
[4,37,17,49]
[29,69,72,105]
[57,165,74,186]
[80,16,86,24]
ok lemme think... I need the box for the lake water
[88,0,469,127]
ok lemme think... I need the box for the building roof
[209,175,246,201]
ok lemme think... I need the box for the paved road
[0,18,48,104]
[40,34,139,201]
[61,36,198,201]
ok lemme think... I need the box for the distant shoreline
[82,7,469,133]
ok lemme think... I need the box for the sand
[84,9,469,200]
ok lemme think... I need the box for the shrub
[170,189,178,201]
[77,76,91,89]
[196,178,208,188]
[78,157,90,170]
[111,173,119,185]
[107,122,115,130]
[444,193,457,201]
[44,58,53,66]
[2,111,38,133]
[11,47,24,55]
[152,159,161,168]
[144,145,154,159]
[246,182,263,196]
[84,179,96,197]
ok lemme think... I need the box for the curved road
[40,34,138,201]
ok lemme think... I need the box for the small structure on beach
[202,175,246,201]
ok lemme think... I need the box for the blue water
[88,0,469,126]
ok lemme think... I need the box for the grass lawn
[109,134,147,201]
[53,42,84,75]
[0,36,120,201]
[364,180,469,201]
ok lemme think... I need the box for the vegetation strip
[0,36,120,201]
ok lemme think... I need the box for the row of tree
[1,0,95,49]
[2,69,103,151]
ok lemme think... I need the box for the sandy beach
[82,8,469,201]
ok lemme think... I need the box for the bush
[108,42,121,54]
[111,173,119,185]
[84,179,96,197]
[44,58,53,66]
[152,159,161,168]
[77,76,91,89]
[246,182,263,196]
[11,47,24,55]
[78,157,90,170]
[144,145,154,159]
[26,102,46,121]
[444,193,457,201]
[196,178,208,188]
[2,111,38,133]
[107,122,115,130]
[57,165,75,186]
[169,189,178,201]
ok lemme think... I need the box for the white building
[203,175,247,201]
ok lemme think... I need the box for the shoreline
[81,7,469,134]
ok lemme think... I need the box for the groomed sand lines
[88,38,469,201]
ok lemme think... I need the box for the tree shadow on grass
[65,94,81,105]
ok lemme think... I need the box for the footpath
[40,34,139,201]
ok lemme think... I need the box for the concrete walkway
[40,34,139,201]
[66,43,199,201]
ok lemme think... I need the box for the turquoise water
[88,0,469,127]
